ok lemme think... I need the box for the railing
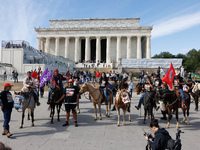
[1,40,30,49]
[1,40,74,71]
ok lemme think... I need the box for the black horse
[49,87,63,124]
[142,90,156,124]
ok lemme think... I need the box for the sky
[0,0,200,56]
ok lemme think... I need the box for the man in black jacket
[1,83,14,138]
[145,119,171,150]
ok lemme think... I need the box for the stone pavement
[0,92,200,150]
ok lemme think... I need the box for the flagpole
[38,66,41,96]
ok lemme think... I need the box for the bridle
[80,83,101,101]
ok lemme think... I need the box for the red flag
[162,62,175,89]
[31,70,38,79]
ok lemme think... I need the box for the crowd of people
[0,65,198,150]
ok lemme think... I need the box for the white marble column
[37,38,41,50]
[45,37,50,53]
[116,36,121,62]
[85,37,90,61]
[41,40,44,51]
[127,36,132,59]
[106,36,111,63]
[137,36,142,59]
[65,37,69,58]
[55,37,60,56]
[75,37,80,62]
[96,36,101,63]
[146,36,151,59]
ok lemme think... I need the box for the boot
[36,101,41,106]
[155,106,160,111]
[135,106,140,110]
[111,105,116,111]
[2,128,6,135]
[47,99,50,105]
[5,129,12,138]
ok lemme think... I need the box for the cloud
[152,11,200,38]
[0,0,54,49]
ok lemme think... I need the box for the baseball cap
[4,83,13,87]
[68,79,74,83]
[54,69,58,72]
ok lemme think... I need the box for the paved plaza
[0,91,200,150]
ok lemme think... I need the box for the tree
[152,52,175,58]
[152,49,200,72]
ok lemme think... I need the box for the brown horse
[136,83,144,95]
[79,82,113,120]
[114,89,131,126]
[159,90,190,129]
[159,91,179,128]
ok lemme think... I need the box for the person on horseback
[159,83,169,120]
[135,77,159,111]
[145,119,171,150]
[1,83,14,138]
[153,75,162,90]
[186,79,195,91]
[47,69,66,104]
[22,71,40,106]
[173,74,186,108]
[99,72,109,104]
[56,79,79,127]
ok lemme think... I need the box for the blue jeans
[2,108,12,130]
[138,92,146,108]
[103,88,108,102]
[177,89,186,104]
[139,78,143,83]
[130,89,133,97]
[48,87,54,100]
[34,90,39,100]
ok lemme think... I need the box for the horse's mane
[22,92,31,100]
[86,82,97,90]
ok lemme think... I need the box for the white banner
[122,59,182,68]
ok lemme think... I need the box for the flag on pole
[31,69,38,79]
[39,68,53,87]
[162,62,175,89]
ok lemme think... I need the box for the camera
[143,131,153,139]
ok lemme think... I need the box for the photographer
[145,119,171,150]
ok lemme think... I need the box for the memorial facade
[35,18,153,67]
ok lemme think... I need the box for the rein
[81,83,101,101]
[146,91,156,101]
[167,91,179,107]
[167,99,178,107]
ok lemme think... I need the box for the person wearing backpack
[145,119,171,150]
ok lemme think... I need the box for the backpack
[167,138,182,150]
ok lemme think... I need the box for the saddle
[106,88,112,96]
[183,91,190,99]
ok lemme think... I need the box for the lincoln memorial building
[35,18,153,67]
